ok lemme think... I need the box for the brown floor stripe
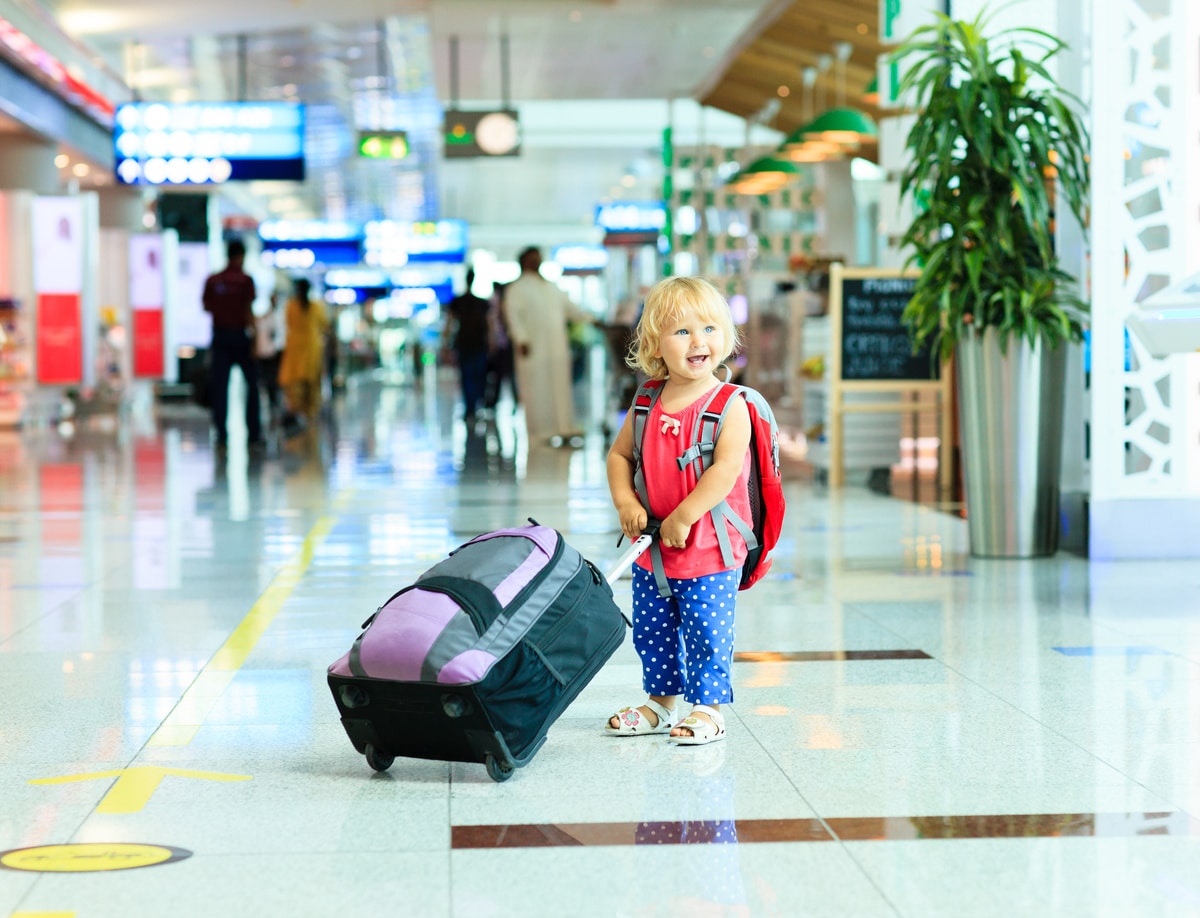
[734,650,932,662]
[452,812,1200,849]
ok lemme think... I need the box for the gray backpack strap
[630,379,662,514]
[712,499,758,557]
[630,381,672,597]
[686,384,742,570]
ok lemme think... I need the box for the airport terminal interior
[2,0,1200,916]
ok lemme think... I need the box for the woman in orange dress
[277,278,330,420]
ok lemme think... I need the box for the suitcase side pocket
[531,577,624,689]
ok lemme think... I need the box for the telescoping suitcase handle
[605,520,660,586]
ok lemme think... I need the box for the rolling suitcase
[327,521,654,782]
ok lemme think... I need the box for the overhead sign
[552,244,609,274]
[596,201,666,246]
[358,130,409,159]
[595,201,667,234]
[114,102,306,186]
[443,109,521,158]
[259,219,361,268]
[363,219,468,266]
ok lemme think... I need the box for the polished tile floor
[1,370,1198,917]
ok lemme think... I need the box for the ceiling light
[777,86,790,98]
[72,163,90,177]
[801,108,878,145]
[55,154,69,168]
[726,156,801,194]
[857,23,869,35]
[782,147,835,163]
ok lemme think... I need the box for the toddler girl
[605,276,752,746]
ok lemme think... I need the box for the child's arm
[606,409,648,540]
[660,395,751,549]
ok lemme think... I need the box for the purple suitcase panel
[493,544,552,606]
[438,648,500,684]
[352,589,464,682]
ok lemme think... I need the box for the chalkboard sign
[839,276,939,381]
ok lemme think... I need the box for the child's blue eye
[705,326,716,334]
[674,328,689,336]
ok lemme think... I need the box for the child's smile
[655,309,725,382]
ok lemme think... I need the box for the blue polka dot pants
[631,565,738,705]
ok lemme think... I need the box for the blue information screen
[113,102,305,186]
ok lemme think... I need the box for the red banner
[36,292,82,384]
[132,310,164,378]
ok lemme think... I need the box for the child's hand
[618,503,648,541]
[660,515,692,550]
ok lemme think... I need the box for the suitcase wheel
[485,754,514,783]
[365,744,395,773]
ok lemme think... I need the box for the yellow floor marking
[30,767,251,814]
[13,913,76,917]
[147,511,339,746]
[1,842,190,873]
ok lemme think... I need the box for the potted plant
[892,8,1090,558]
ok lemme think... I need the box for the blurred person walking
[503,246,592,445]
[278,277,330,422]
[442,268,493,422]
[254,285,285,426]
[202,238,263,452]
[485,281,517,413]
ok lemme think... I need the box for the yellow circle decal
[0,843,191,872]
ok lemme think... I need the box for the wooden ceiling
[699,0,883,140]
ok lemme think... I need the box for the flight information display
[113,102,305,185]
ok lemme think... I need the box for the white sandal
[668,705,726,746]
[604,698,678,736]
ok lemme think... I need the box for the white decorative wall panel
[1090,0,1198,499]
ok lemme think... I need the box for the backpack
[631,377,785,596]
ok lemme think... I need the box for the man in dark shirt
[203,238,263,450]
[442,268,493,422]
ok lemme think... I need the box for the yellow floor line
[147,509,340,747]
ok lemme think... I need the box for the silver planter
[956,326,1067,558]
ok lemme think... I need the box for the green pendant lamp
[727,155,800,194]
[802,107,878,145]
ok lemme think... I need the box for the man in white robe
[503,247,591,445]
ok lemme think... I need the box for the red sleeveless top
[635,386,753,579]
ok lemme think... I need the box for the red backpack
[631,378,785,595]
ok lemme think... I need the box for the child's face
[654,307,726,382]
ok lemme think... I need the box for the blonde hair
[628,276,740,379]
